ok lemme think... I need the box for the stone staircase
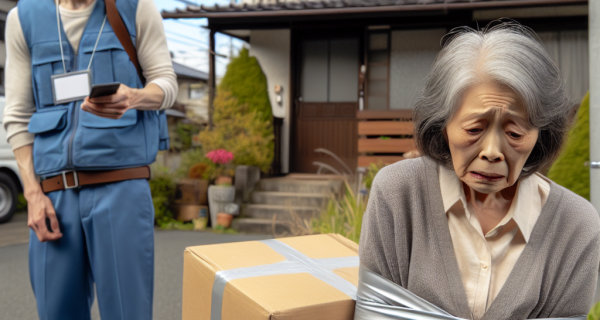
[232,174,344,235]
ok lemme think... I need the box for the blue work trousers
[28,178,155,320]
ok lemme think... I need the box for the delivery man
[3,0,177,319]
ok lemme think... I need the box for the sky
[153,0,245,77]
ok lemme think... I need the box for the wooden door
[292,102,358,173]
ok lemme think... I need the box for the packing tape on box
[210,239,359,320]
[354,264,587,320]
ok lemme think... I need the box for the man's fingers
[46,206,62,235]
[82,104,125,119]
[33,213,49,242]
[89,93,126,104]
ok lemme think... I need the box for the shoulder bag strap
[104,0,146,85]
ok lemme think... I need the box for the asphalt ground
[3,212,600,319]
[0,212,272,320]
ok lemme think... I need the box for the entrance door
[291,37,360,173]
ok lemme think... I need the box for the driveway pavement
[0,212,272,320]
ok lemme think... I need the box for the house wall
[177,80,208,122]
[389,29,446,110]
[538,30,589,102]
[249,29,291,173]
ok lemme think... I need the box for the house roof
[161,0,586,19]
[172,60,208,81]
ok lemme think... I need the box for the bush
[547,92,589,200]
[171,122,201,151]
[589,302,600,320]
[149,166,177,227]
[311,181,366,243]
[363,162,386,191]
[198,90,274,173]
[219,47,273,124]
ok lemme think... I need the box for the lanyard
[55,0,107,73]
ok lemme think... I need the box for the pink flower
[206,149,234,165]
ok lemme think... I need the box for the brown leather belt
[41,166,151,193]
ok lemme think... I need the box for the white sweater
[4,0,178,151]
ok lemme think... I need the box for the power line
[174,0,200,6]
[165,30,208,46]
[166,36,208,49]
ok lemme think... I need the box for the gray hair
[413,20,572,178]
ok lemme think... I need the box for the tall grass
[311,181,367,243]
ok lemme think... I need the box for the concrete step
[256,178,343,194]
[232,218,292,235]
[242,204,320,221]
[251,191,330,207]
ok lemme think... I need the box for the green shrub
[547,92,589,200]
[177,148,214,179]
[16,193,27,212]
[149,166,177,228]
[311,181,367,243]
[363,162,386,191]
[219,47,273,124]
[589,302,600,320]
[171,122,201,151]
[198,90,274,173]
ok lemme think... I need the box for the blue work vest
[18,0,169,176]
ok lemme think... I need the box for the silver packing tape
[354,264,587,320]
[210,239,359,320]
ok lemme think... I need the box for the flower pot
[174,204,207,222]
[216,213,234,228]
[208,185,236,228]
[215,176,233,186]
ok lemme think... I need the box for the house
[163,0,589,174]
[155,60,208,170]
[171,60,209,123]
[0,0,18,95]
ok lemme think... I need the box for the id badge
[51,70,92,105]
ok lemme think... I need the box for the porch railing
[357,110,415,168]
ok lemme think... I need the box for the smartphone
[89,83,121,99]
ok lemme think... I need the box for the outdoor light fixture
[274,85,283,106]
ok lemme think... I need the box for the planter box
[174,204,208,222]
[174,179,209,205]
[182,234,359,320]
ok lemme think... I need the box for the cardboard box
[182,234,359,320]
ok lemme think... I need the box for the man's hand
[26,190,62,242]
[81,83,166,119]
[14,145,62,242]
[81,84,134,119]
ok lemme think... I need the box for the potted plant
[206,149,236,228]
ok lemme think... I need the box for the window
[301,38,359,103]
[189,83,205,100]
[366,31,390,110]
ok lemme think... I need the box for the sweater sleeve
[3,8,35,151]
[359,165,405,287]
[135,0,178,110]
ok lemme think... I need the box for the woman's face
[444,82,539,194]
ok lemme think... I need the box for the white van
[0,96,23,223]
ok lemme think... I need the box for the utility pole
[208,29,216,130]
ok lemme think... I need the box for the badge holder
[51,0,106,105]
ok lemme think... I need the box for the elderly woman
[356,23,600,320]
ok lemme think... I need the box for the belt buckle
[61,171,79,189]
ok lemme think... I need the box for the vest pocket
[28,108,68,133]
[28,109,70,175]
[31,43,70,108]
[81,109,137,128]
